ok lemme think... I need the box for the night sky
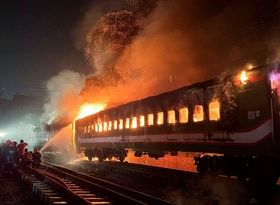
[1,0,280,100]
[0,0,92,98]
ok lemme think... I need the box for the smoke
[41,70,85,124]
[43,0,280,122]
[0,114,38,149]
[80,0,280,107]
[41,126,76,163]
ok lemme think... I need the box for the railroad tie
[43,192,59,204]
[39,189,57,201]
[78,193,97,198]
[48,196,66,205]
[33,183,51,195]
[50,202,69,205]
[73,190,91,194]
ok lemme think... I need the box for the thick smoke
[44,0,280,122]
[41,70,85,124]
[81,0,280,107]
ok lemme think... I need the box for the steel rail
[41,162,172,205]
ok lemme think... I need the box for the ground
[0,171,37,205]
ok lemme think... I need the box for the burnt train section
[75,64,280,184]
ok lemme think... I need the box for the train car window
[119,119,124,130]
[95,123,98,132]
[98,122,103,132]
[139,115,145,127]
[168,110,176,124]
[91,125,94,132]
[108,121,112,130]
[87,126,90,133]
[125,118,130,129]
[157,112,164,125]
[114,120,118,130]
[193,105,204,122]
[179,107,188,123]
[84,126,87,134]
[209,99,220,121]
[132,117,137,128]
[103,122,108,131]
[148,113,154,126]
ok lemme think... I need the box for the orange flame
[76,103,106,120]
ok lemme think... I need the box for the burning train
[74,63,280,183]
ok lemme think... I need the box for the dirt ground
[0,171,38,205]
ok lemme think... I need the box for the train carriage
[74,63,280,183]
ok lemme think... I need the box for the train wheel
[196,156,210,175]
[119,155,125,162]
[119,150,127,162]
[97,151,104,162]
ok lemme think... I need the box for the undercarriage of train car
[83,147,127,162]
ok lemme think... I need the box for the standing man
[16,139,28,166]
[32,148,41,168]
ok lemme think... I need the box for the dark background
[0,0,92,99]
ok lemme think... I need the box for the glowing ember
[76,103,106,119]
[245,63,254,70]
[240,70,249,84]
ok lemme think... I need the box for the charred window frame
[119,119,124,130]
[193,105,204,122]
[103,121,108,131]
[147,113,154,126]
[179,107,189,123]
[209,99,221,121]
[131,117,137,128]
[98,120,102,132]
[139,115,145,127]
[108,121,112,131]
[168,110,176,124]
[125,118,130,129]
[157,112,164,125]
[113,120,118,130]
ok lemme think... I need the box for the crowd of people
[0,139,41,172]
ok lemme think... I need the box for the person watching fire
[16,139,28,165]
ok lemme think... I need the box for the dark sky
[0,0,92,98]
[1,0,280,100]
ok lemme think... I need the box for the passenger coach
[74,63,280,184]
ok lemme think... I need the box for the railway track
[37,158,280,204]
[22,162,172,205]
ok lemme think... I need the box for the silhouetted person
[23,148,33,168]
[32,148,41,168]
[16,139,28,165]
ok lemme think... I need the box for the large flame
[76,103,106,120]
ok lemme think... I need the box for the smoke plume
[80,0,280,107]
[41,70,85,124]
[45,0,280,122]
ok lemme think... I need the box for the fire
[131,117,137,128]
[240,70,249,84]
[76,103,106,120]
